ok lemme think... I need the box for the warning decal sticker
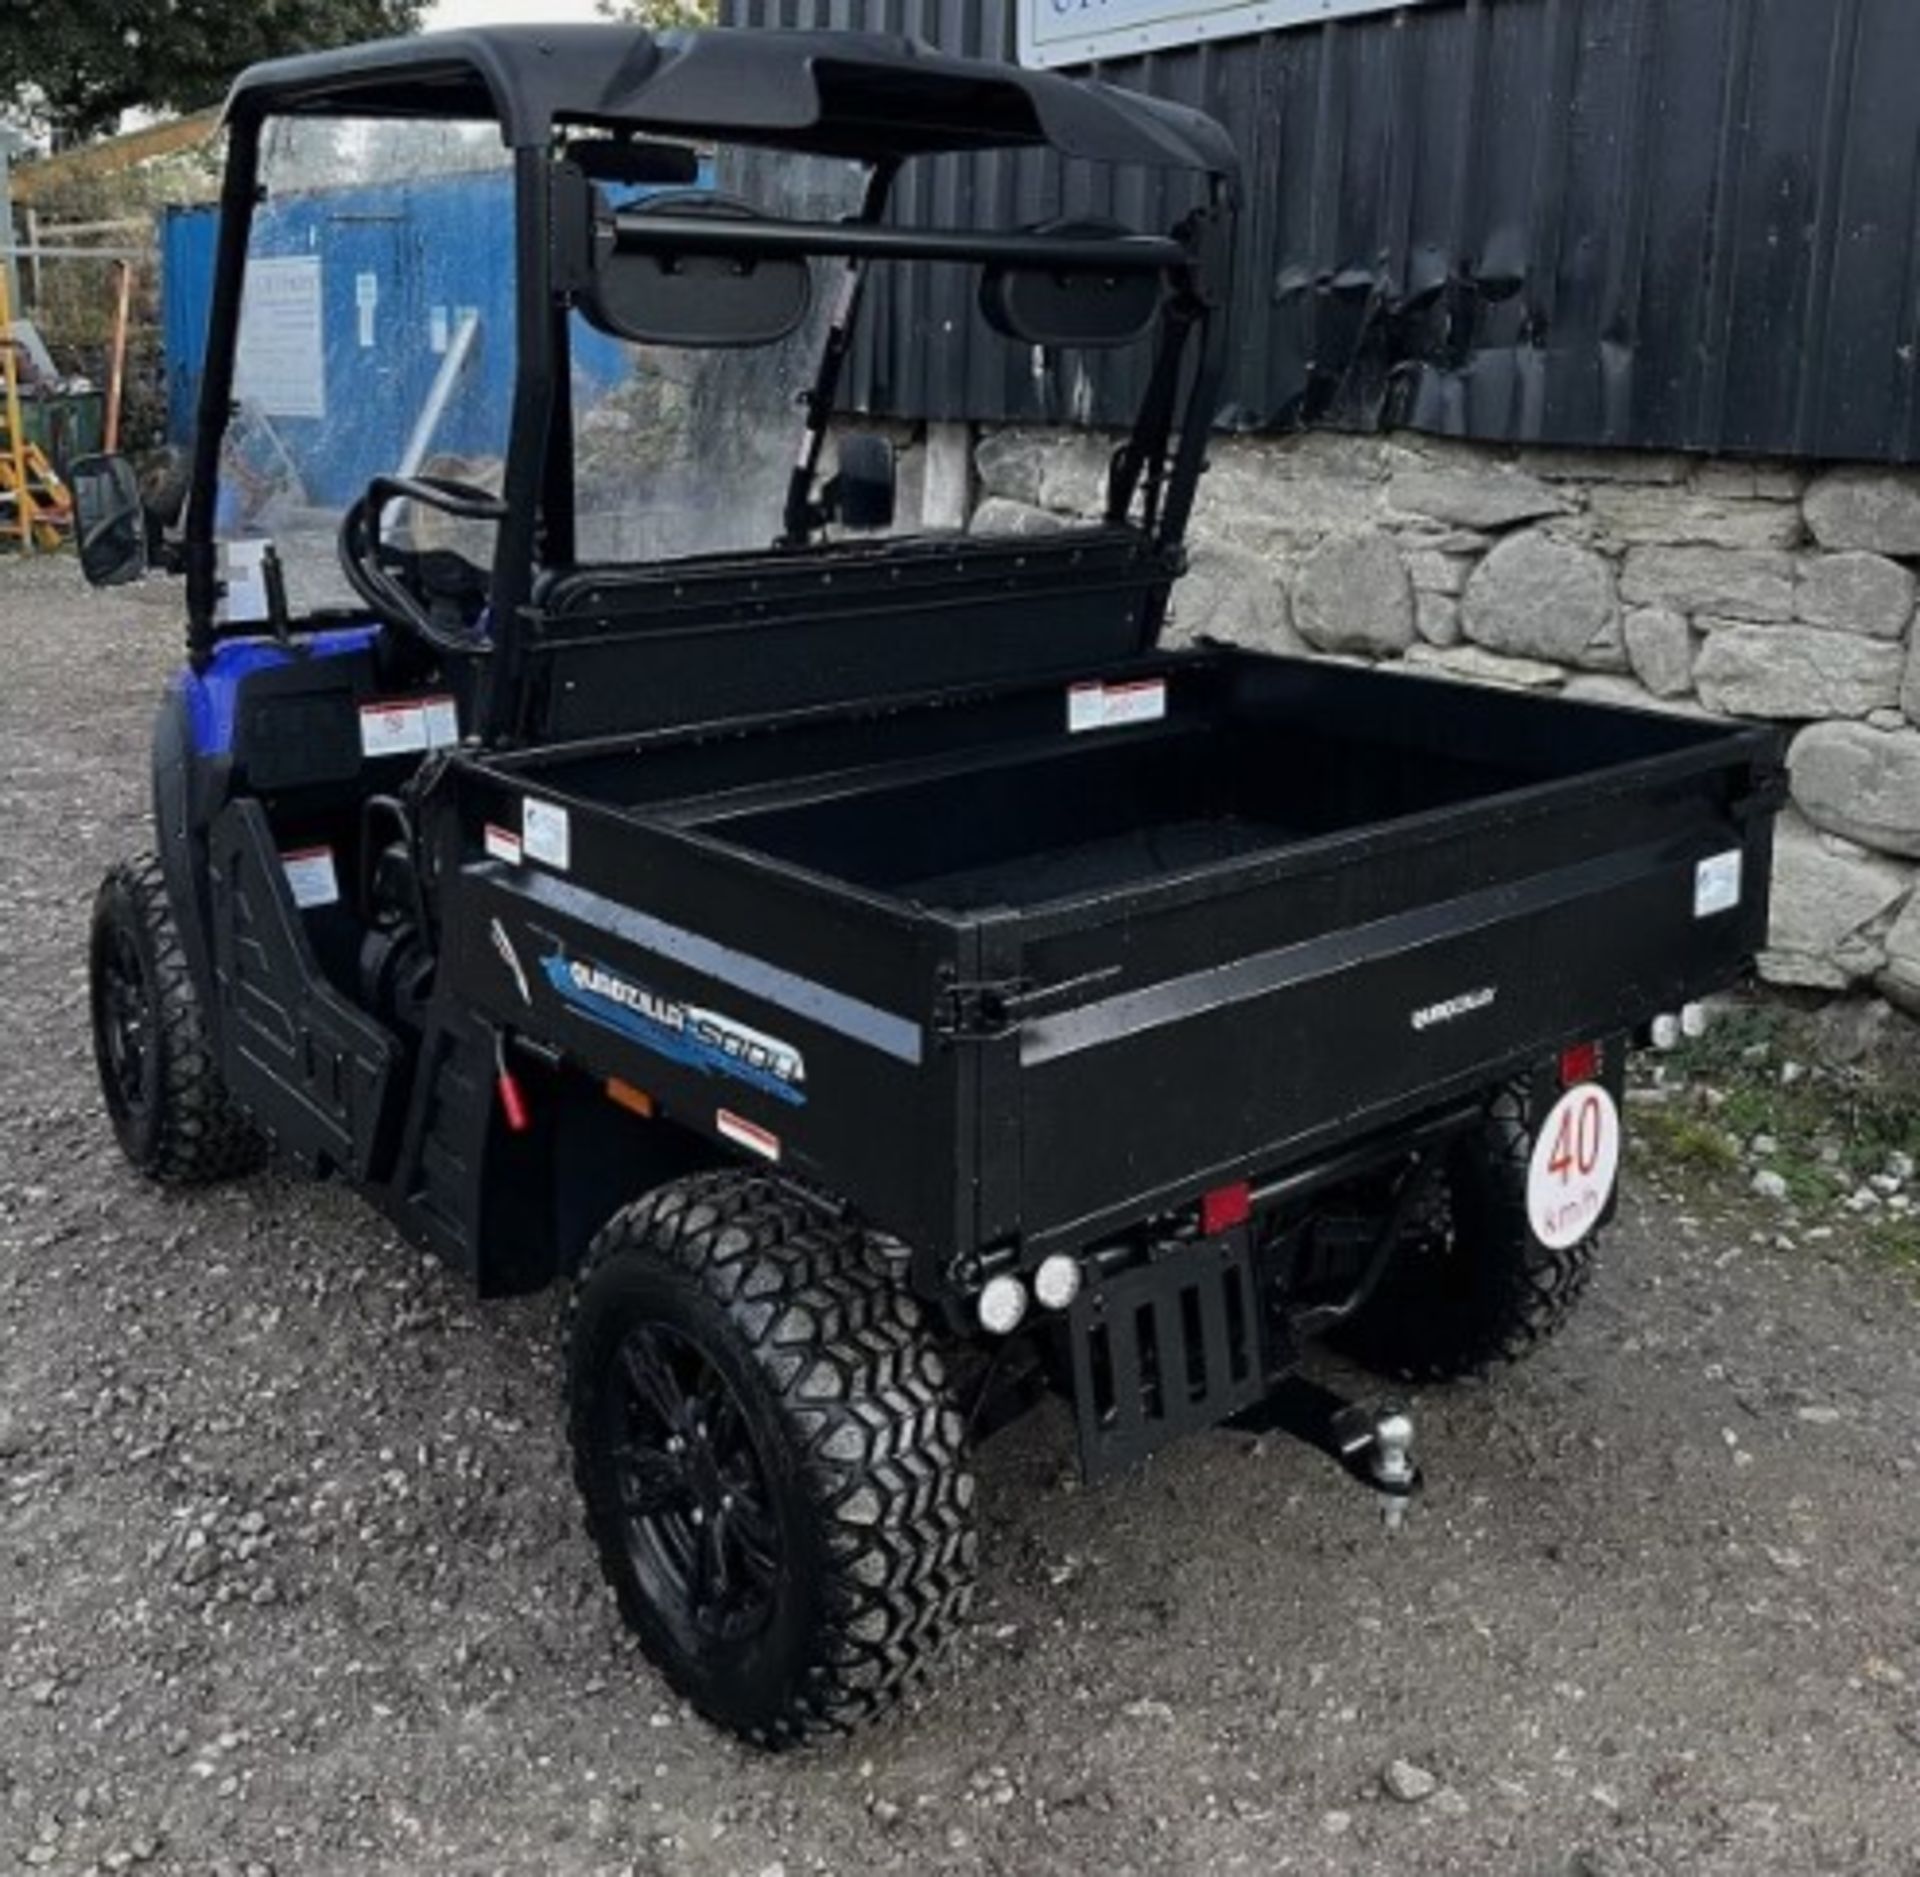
[280,846,340,910]
[359,696,458,760]
[1067,678,1168,734]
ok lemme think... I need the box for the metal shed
[726,0,1920,466]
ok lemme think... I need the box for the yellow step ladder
[1,267,72,553]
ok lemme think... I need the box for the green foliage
[1631,1107,1742,1175]
[1861,1216,1920,1271]
[3,0,427,144]
[1633,999,1920,1279]
[1661,1005,1920,1189]
[597,0,722,33]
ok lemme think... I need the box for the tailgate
[996,739,1780,1251]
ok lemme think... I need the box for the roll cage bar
[183,26,1239,745]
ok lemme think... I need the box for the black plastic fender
[149,684,227,1018]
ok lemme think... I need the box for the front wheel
[1332,1084,1600,1381]
[568,1172,977,1747]
[89,856,265,1184]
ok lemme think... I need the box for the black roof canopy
[223,25,1237,176]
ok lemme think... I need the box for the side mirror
[568,137,701,187]
[68,453,147,588]
[583,193,814,348]
[979,218,1165,349]
[829,433,896,532]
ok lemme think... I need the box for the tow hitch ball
[1367,1409,1419,1533]
[1328,1399,1421,1532]
[1245,1378,1423,1530]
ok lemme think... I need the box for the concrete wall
[952,425,1920,1010]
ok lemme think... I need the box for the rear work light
[1200,1180,1252,1237]
[1559,1040,1602,1087]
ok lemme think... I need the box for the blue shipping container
[160,169,635,504]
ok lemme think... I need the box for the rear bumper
[1058,1041,1627,1482]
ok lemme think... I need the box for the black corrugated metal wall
[724,0,1920,463]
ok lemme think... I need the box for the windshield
[216,116,514,617]
[569,151,868,563]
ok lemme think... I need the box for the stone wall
[959,425,1920,1010]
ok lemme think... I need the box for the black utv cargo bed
[449,645,1782,1274]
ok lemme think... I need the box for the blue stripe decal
[541,953,807,1106]
[514,872,925,1066]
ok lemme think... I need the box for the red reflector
[496,1067,531,1134]
[1559,1041,1602,1087]
[1200,1181,1252,1236]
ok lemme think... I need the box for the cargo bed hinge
[933,966,1121,1042]
[1731,760,1791,823]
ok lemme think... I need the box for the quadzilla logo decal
[541,952,807,1107]
[1410,985,1498,1031]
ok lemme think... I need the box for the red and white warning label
[1067,677,1167,734]
[717,1109,781,1163]
[1527,1083,1621,1251]
[358,695,459,760]
[280,845,340,910]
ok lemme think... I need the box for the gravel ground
[5,553,1920,1876]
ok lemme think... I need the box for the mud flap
[1068,1229,1268,1483]
[207,799,399,1179]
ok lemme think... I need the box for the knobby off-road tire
[1333,1083,1598,1382]
[88,855,266,1184]
[568,1171,978,1747]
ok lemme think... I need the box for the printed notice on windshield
[234,256,326,420]
[215,539,273,626]
[1067,678,1168,735]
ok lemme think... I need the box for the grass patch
[1632,1105,1741,1174]
[1861,1216,1920,1272]
[1632,1001,1920,1264]
[1654,1004,1920,1189]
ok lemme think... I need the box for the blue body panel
[177,626,379,758]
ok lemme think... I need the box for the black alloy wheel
[605,1319,782,1652]
[88,857,265,1183]
[569,1171,978,1746]
[94,913,155,1129]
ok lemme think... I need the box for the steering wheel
[338,473,507,656]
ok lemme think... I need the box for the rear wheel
[1332,1084,1598,1381]
[568,1171,977,1747]
[88,856,265,1184]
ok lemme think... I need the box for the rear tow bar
[1237,1376,1423,1531]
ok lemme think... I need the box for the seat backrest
[524,527,1174,739]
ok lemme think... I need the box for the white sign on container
[1019,0,1412,70]
[234,255,327,420]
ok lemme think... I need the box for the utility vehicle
[74,25,1783,1746]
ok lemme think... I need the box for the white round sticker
[1526,1083,1621,1250]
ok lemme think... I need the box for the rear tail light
[1559,1040,1602,1087]
[1200,1180,1252,1236]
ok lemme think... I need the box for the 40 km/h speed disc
[1527,1083,1620,1251]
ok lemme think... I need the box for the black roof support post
[480,142,559,746]
[780,158,898,547]
[183,112,262,670]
